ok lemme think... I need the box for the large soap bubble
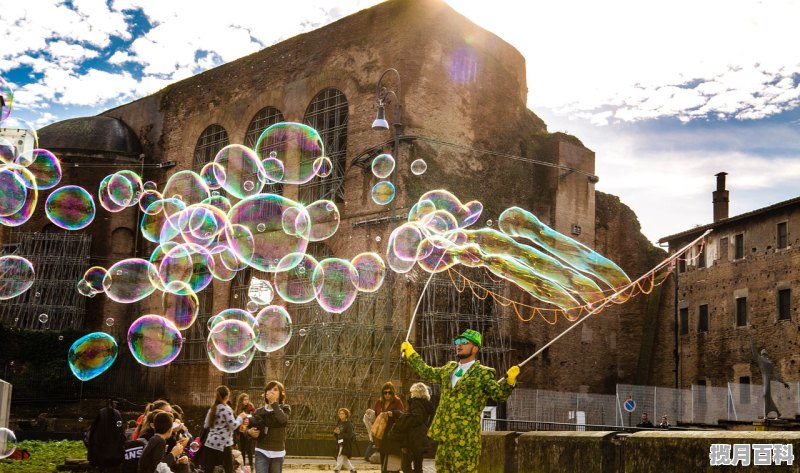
[254,305,292,352]
[68,332,118,381]
[0,255,35,300]
[208,318,256,356]
[312,258,358,314]
[254,122,324,185]
[45,185,96,230]
[0,165,29,217]
[304,200,340,241]
[351,252,386,293]
[274,253,319,304]
[162,283,199,330]
[0,427,17,459]
[103,258,158,303]
[127,315,183,367]
[371,153,395,178]
[213,144,265,199]
[16,148,62,189]
[371,181,395,205]
[0,164,38,227]
[206,340,255,374]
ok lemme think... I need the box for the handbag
[370,412,389,440]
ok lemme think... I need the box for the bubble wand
[497,228,711,381]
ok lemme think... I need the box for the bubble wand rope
[498,228,712,382]
[406,252,448,342]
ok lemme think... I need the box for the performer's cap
[456,329,482,348]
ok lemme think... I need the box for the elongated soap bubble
[16,149,61,189]
[213,144,265,199]
[103,258,158,303]
[255,122,324,185]
[127,315,183,367]
[254,305,292,352]
[0,255,35,300]
[106,172,135,207]
[45,185,96,230]
[409,190,482,229]
[68,332,118,381]
[351,252,386,293]
[312,258,358,314]
[498,207,630,289]
[371,153,395,178]
[371,181,395,205]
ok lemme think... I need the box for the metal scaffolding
[0,231,91,330]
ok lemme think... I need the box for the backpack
[87,401,125,467]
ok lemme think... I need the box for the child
[333,408,357,473]
[138,411,189,473]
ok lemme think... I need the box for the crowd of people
[86,328,519,473]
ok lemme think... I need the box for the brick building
[2,0,663,434]
[651,173,800,396]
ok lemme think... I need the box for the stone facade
[652,190,800,390]
[3,0,665,414]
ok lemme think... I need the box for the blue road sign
[624,398,636,413]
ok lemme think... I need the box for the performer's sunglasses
[454,337,470,345]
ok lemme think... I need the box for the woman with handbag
[202,385,248,473]
[400,383,435,473]
[371,381,404,473]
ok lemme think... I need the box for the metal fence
[506,382,800,428]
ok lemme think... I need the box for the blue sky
[2,0,799,244]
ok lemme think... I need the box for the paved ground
[266,456,436,472]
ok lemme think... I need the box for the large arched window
[193,124,229,171]
[245,107,285,195]
[302,88,348,203]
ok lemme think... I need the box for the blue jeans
[254,451,284,473]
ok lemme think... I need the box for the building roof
[658,195,800,244]
[38,116,143,156]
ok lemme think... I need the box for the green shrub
[0,440,86,473]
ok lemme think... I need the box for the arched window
[193,124,229,171]
[302,88,348,203]
[245,107,285,195]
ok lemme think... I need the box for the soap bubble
[0,166,28,217]
[116,420,122,428]
[248,277,273,305]
[102,258,158,303]
[16,148,62,190]
[213,144,264,199]
[83,266,108,293]
[68,332,118,381]
[314,156,333,177]
[0,75,14,123]
[209,318,256,356]
[284,360,290,367]
[255,122,324,185]
[38,313,48,324]
[162,170,210,207]
[162,284,199,330]
[274,253,319,304]
[106,318,115,327]
[58,335,64,341]
[486,219,493,227]
[375,236,382,242]
[0,164,38,227]
[206,339,255,374]
[298,328,307,337]
[0,427,17,459]
[371,153,395,179]
[128,315,183,367]
[0,255,35,300]
[371,181,395,205]
[312,258,358,314]
[410,159,427,175]
[45,185,96,230]
[254,305,292,352]
[351,252,386,293]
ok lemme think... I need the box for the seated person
[138,411,190,473]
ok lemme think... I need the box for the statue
[751,341,789,419]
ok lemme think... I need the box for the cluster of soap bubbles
[368,153,427,204]
[387,190,630,311]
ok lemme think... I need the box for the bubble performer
[400,330,519,473]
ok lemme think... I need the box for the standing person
[636,412,654,428]
[401,330,519,473]
[203,385,248,473]
[400,383,435,473]
[333,408,357,473]
[248,381,291,473]
[372,381,404,473]
[234,393,256,470]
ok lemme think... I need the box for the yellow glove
[401,341,417,359]
[506,365,520,386]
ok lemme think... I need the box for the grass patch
[0,440,86,473]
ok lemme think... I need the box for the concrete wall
[480,430,800,473]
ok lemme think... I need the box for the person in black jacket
[138,411,189,473]
[247,380,291,473]
[333,408,357,473]
[400,383,435,473]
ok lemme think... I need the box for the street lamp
[373,68,402,383]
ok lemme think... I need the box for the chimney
[712,172,729,222]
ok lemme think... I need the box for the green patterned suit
[406,353,515,473]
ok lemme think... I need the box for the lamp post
[372,68,402,382]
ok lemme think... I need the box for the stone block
[517,431,620,473]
